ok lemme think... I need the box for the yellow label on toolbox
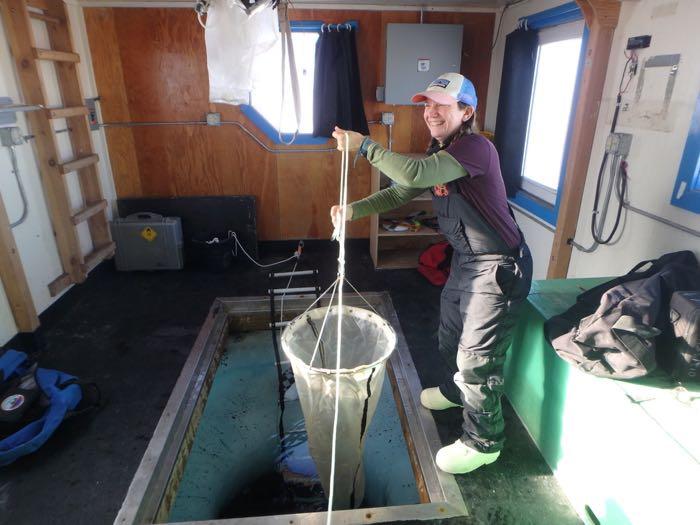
[141,227,158,242]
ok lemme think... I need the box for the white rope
[326,132,350,525]
[343,277,379,316]
[308,278,338,368]
[277,2,301,145]
[299,278,339,318]
[227,231,297,268]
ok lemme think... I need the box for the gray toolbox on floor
[110,212,184,271]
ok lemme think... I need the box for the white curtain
[205,0,279,105]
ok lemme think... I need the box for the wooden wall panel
[113,9,210,121]
[83,8,142,197]
[425,11,494,130]
[85,8,494,240]
[216,122,281,240]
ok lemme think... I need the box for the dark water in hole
[218,468,327,518]
[218,374,331,519]
[167,331,418,522]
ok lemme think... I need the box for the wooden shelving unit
[369,164,443,270]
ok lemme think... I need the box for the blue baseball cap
[411,72,478,110]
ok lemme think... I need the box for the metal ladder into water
[268,266,321,444]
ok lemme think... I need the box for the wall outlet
[206,112,221,126]
[381,112,394,126]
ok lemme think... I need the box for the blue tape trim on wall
[519,1,583,30]
[509,22,589,227]
[239,105,328,146]
[671,91,700,214]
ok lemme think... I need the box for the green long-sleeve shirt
[350,141,467,220]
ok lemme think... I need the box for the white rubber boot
[435,439,500,474]
[419,387,462,410]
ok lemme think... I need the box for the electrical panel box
[605,133,633,157]
[385,24,463,105]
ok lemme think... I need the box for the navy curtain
[313,28,369,138]
[494,28,539,197]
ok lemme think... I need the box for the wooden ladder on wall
[0,0,114,301]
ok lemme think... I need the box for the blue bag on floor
[0,350,84,466]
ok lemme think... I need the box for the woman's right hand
[332,127,365,152]
[330,205,353,229]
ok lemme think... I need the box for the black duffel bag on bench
[544,251,700,380]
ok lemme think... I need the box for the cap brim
[411,91,456,105]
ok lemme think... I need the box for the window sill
[240,105,330,146]
[509,189,558,228]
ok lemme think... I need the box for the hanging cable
[589,52,633,245]
[571,51,636,251]
[194,0,210,29]
[225,230,299,268]
[491,0,528,51]
[5,146,29,228]
[277,1,301,145]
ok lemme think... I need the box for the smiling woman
[422,100,474,144]
[331,72,533,476]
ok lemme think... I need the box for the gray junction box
[110,212,184,271]
[385,23,463,105]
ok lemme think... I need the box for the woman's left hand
[332,126,365,152]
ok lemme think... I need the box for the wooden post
[0,196,39,332]
[547,0,621,278]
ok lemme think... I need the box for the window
[503,2,587,226]
[241,22,357,145]
[521,21,584,205]
[670,91,700,213]
[249,31,318,135]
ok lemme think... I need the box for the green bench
[504,278,700,525]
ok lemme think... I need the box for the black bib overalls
[432,179,533,453]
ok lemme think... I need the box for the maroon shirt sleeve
[445,133,493,178]
[445,134,522,250]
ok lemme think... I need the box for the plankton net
[281,304,396,509]
[279,132,397,515]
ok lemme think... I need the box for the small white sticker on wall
[417,59,431,72]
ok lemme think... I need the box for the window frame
[670,91,700,214]
[240,20,357,146]
[508,2,588,226]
